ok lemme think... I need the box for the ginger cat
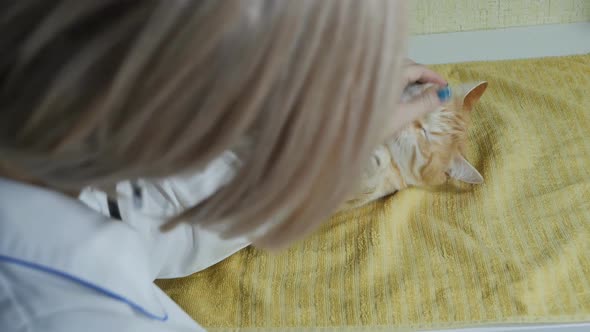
[343,81,488,210]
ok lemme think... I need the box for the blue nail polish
[437,86,451,102]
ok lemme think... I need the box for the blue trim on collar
[0,254,168,321]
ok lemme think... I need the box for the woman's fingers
[403,62,447,86]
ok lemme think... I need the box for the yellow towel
[157,55,590,331]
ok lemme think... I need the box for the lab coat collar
[0,178,168,321]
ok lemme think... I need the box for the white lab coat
[0,152,251,331]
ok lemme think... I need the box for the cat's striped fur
[343,81,487,209]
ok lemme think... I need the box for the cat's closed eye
[421,127,428,139]
[373,155,381,167]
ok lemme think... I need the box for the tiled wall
[411,0,590,35]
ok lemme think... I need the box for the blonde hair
[0,0,407,248]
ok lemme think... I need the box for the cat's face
[385,81,487,188]
[343,82,487,210]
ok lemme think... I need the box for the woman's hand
[401,58,447,87]
[389,60,448,134]
[399,59,447,119]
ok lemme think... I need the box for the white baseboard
[408,22,590,65]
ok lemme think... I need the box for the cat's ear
[448,155,483,184]
[457,81,488,111]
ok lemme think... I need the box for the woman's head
[0,0,408,248]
